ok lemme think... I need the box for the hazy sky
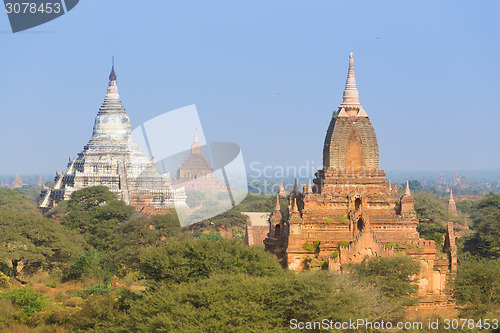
[1,0,499,175]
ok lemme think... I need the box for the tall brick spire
[324,53,379,170]
[293,178,299,195]
[274,195,281,211]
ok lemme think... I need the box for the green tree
[413,191,455,247]
[127,272,401,333]
[139,239,284,284]
[407,180,423,192]
[0,287,48,324]
[0,189,85,283]
[453,256,500,317]
[345,255,421,305]
[61,186,135,251]
[464,194,500,258]
[14,186,43,206]
[186,209,248,241]
[109,213,182,274]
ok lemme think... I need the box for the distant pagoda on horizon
[11,174,24,189]
[173,130,226,192]
[40,62,186,213]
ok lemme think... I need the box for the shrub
[63,250,112,283]
[76,284,111,299]
[126,271,402,332]
[453,256,500,317]
[0,271,11,289]
[338,241,350,248]
[140,239,285,284]
[345,255,420,305]
[302,241,320,252]
[338,214,350,223]
[0,298,19,328]
[1,287,48,323]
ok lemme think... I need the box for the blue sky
[0,0,499,175]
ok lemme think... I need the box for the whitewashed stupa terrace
[40,63,186,212]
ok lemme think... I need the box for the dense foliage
[453,256,500,318]
[450,194,500,320]
[128,272,400,333]
[140,239,284,284]
[412,191,464,247]
[464,194,500,258]
[0,186,498,331]
[346,255,420,306]
[0,189,85,283]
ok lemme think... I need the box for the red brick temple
[264,53,457,314]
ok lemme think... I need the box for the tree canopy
[464,194,500,258]
[345,255,421,306]
[0,189,85,283]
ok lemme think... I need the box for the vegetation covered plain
[0,187,498,332]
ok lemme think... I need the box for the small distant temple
[437,171,469,189]
[449,171,469,188]
[36,176,43,187]
[11,174,24,189]
[448,190,457,216]
[264,53,457,314]
[40,63,186,213]
[173,130,225,192]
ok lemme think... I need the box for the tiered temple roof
[173,130,225,192]
[40,64,186,212]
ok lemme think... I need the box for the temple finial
[341,52,361,107]
[342,53,359,103]
[405,181,411,196]
[191,129,201,154]
[450,189,454,200]
[278,180,286,197]
[274,195,281,211]
[109,56,117,82]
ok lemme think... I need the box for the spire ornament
[405,181,411,196]
[191,129,201,154]
[341,53,361,110]
[275,195,281,211]
[109,56,117,82]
